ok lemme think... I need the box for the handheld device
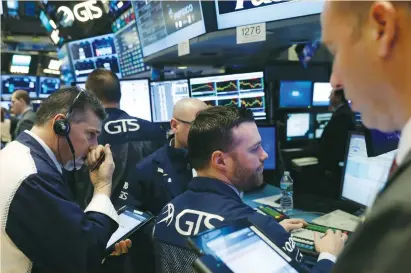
[188,219,307,273]
[106,206,153,254]
[90,153,105,172]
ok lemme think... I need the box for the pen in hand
[90,153,105,172]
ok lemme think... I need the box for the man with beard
[154,106,347,273]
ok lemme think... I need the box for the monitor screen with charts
[314,112,332,139]
[39,77,60,98]
[151,79,190,122]
[312,82,332,107]
[258,126,276,170]
[1,75,37,99]
[190,71,266,120]
[286,113,314,141]
[341,133,396,207]
[279,81,312,108]
[120,79,152,121]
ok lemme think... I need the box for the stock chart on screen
[190,72,266,120]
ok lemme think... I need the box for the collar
[333,103,345,112]
[396,118,411,165]
[24,130,62,173]
[188,177,243,200]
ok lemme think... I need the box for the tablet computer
[188,219,307,273]
[106,206,153,253]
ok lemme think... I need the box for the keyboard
[255,205,288,222]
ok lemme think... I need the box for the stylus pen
[90,153,105,172]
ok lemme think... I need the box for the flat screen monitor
[0,101,11,111]
[190,71,266,120]
[314,112,332,139]
[11,55,31,67]
[120,79,152,121]
[364,129,400,157]
[341,133,396,207]
[69,34,121,82]
[133,0,206,57]
[113,8,149,78]
[108,0,132,18]
[214,0,323,30]
[1,75,38,99]
[312,82,332,107]
[258,126,276,170]
[39,77,60,98]
[279,81,312,108]
[150,79,190,122]
[58,44,75,86]
[286,113,314,141]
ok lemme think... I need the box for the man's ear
[210,150,228,172]
[170,118,178,134]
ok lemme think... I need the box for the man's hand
[110,239,132,256]
[279,219,308,232]
[314,229,347,257]
[87,144,115,196]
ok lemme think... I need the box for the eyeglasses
[175,118,192,125]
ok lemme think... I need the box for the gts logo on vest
[234,0,284,10]
[104,119,140,134]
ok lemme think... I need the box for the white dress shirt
[396,118,411,165]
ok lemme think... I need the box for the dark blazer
[332,151,411,273]
[14,109,36,139]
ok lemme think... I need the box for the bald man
[115,98,208,214]
[322,2,411,272]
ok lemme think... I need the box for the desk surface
[243,184,324,222]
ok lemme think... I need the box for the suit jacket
[14,109,36,139]
[332,151,411,273]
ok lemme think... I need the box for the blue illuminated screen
[258,126,276,170]
[39,77,60,98]
[286,113,314,141]
[1,75,37,99]
[279,81,312,108]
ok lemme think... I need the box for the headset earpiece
[53,119,70,136]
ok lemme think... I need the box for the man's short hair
[13,90,30,105]
[35,87,106,126]
[85,68,121,103]
[188,106,255,170]
[335,88,348,104]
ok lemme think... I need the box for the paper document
[312,210,360,232]
[253,194,282,208]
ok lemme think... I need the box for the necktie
[388,159,398,178]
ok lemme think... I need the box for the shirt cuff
[85,193,119,223]
[318,252,337,263]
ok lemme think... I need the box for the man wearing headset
[0,87,130,273]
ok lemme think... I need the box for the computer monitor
[279,81,312,108]
[74,82,86,90]
[190,71,266,120]
[314,112,332,139]
[150,79,190,123]
[341,132,396,208]
[312,82,332,107]
[120,79,151,121]
[285,113,314,141]
[364,129,400,157]
[257,126,276,170]
[39,77,60,98]
[0,101,11,110]
[1,75,38,99]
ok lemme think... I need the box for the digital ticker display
[113,8,149,77]
[133,0,206,57]
[69,34,121,82]
[190,72,266,120]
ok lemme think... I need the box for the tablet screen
[106,209,147,248]
[205,226,298,273]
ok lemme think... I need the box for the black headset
[53,90,85,169]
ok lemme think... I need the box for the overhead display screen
[113,8,150,78]
[215,0,323,30]
[39,77,60,98]
[190,72,266,120]
[69,34,121,82]
[1,75,37,99]
[133,0,206,57]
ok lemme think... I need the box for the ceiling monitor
[312,82,332,107]
[68,34,121,82]
[39,77,60,98]
[314,112,332,139]
[279,81,312,108]
[341,132,396,208]
[285,113,314,141]
[150,79,190,123]
[120,79,152,121]
[189,71,266,120]
[1,75,38,99]
[214,0,323,30]
[257,126,276,170]
[132,0,207,57]
[112,7,150,78]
